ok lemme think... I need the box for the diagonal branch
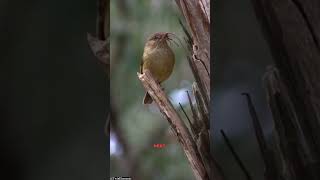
[137,70,208,180]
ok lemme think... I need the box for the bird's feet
[157,82,165,91]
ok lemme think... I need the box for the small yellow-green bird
[140,32,175,104]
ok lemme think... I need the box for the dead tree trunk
[250,0,320,179]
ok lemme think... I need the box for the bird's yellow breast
[142,45,175,83]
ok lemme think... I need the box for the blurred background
[110,0,196,179]
[212,1,274,179]
[1,0,108,180]
[111,0,274,180]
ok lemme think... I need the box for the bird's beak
[160,33,167,42]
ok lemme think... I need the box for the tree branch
[137,70,209,180]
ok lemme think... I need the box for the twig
[220,130,253,180]
[179,102,196,136]
[178,18,192,46]
[186,91,201,135]
[193,83,209,130]
[188,57,209,108]
[242,93,268,152]
[242,93,281,180]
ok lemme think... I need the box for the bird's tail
[143,92,153,104]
